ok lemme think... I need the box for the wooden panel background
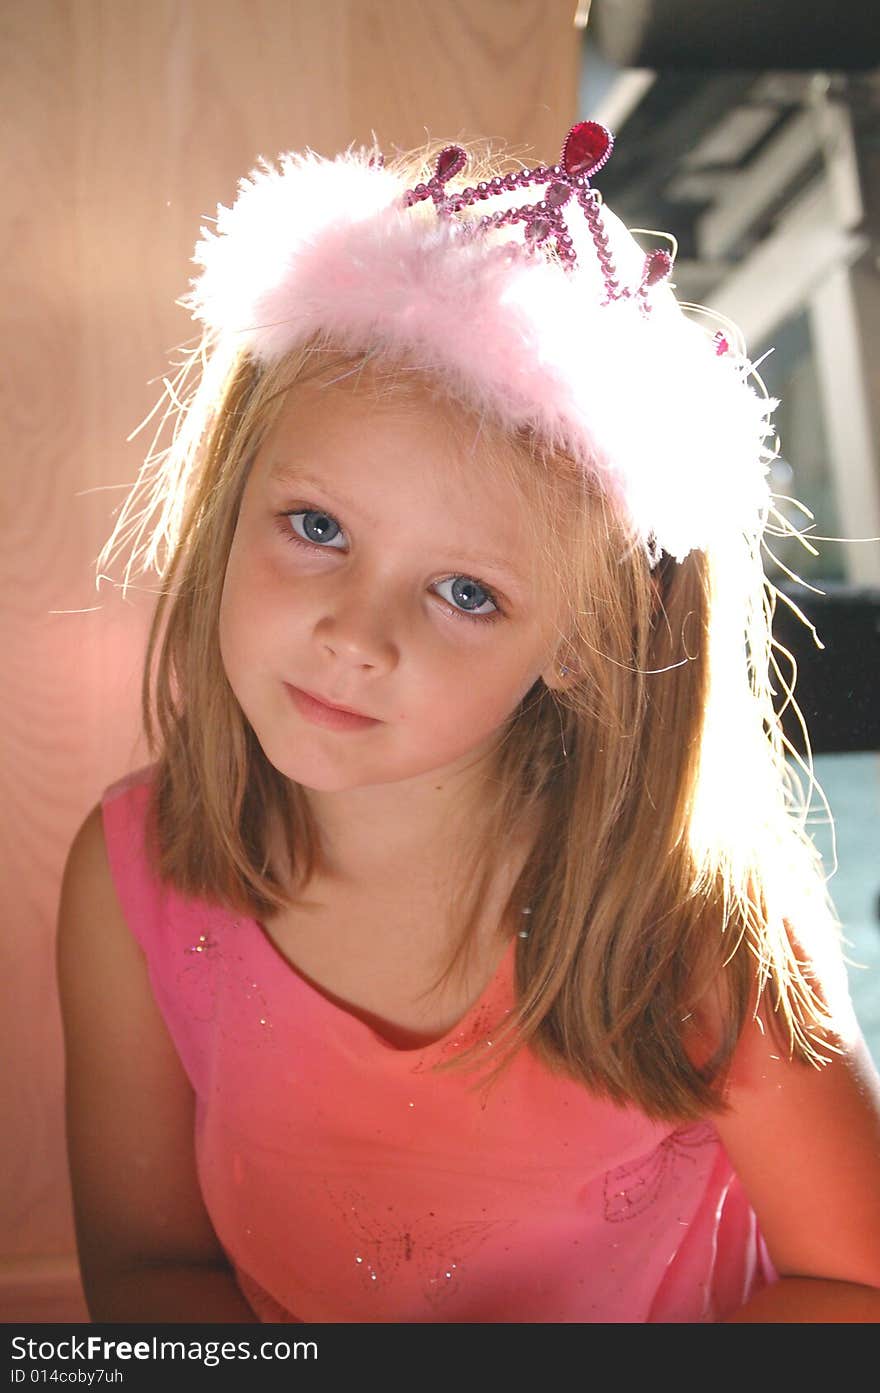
[0,0,580,1322]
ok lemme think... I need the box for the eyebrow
[267,462,528,587]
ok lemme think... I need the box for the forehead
[253,372,559,580]
[260,372,506,483]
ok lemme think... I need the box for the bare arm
[56,801,260,1323]
[726,1276,880,1322]
[705,923,880,1323]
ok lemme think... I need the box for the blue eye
[284,509,346,548]
[434,575,499,619]
[277,506,502,624]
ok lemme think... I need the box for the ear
[540,650,580,693]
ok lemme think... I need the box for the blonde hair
[98,138,847,1123]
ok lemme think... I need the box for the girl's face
[219,376,567,794]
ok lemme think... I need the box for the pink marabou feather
[182,147,776,566]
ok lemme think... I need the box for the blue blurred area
[805,752,880,1065]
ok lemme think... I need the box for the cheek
[218,543,273,683]
[219,542,285,656]
[409,644,538,732]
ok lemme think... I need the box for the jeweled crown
[396,121,673,315]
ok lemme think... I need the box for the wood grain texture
[1,0,580,1321]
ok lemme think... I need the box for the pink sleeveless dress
[101,764,776,1323]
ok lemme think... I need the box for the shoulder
[60,767,151,900]
[58,772,220,1102]
[57,766,160,988]
[59,800,114,919]
[99,763,157,846]
[57,797,142,984]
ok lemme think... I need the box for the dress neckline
[246,910,518,1056]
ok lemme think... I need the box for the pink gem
[644,249,672,286]
[435,146,467,183]
[525,216,551,245]
[562,121,613,179]
[546,181,572,209]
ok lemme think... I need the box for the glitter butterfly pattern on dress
[326,1182,512,1307]
[177,920,275,1049]
[603,1122,717,1223]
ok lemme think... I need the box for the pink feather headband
[181,122,777,568]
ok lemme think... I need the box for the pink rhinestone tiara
[395,120,673,315]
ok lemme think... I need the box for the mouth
[284,683,381,731]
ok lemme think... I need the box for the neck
[301,756,499,897]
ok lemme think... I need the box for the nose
[313,573,400,675]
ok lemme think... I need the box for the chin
[284,766,365,794]
[252,737,376,794]
[255,744,351,793]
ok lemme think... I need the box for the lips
[296,686,371,718]
[284,683,381,731]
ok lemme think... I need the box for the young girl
[57,121,880,1324]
